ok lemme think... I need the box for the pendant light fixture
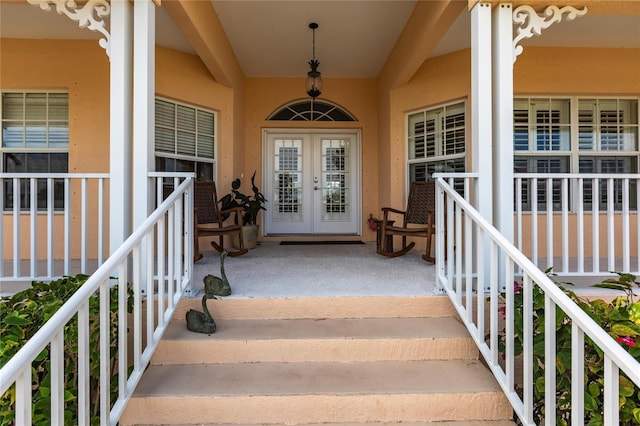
[306,22,322,99]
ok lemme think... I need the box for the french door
[264,130,360,235]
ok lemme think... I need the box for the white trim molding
[512,4,588,63]
[27,0,112,57]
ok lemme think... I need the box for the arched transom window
[268,99,356,121]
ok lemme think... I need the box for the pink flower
[498,306,506,318]
[616,336,637,348]
[513,281,522,294]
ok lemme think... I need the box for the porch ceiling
[0,1,638,79]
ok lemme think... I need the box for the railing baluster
[78,301,90,426]
[118,262,128,402]
[489,241,498,368]
[65,178,71,276]
[522,274,534,425]
[622,178,629,272]
[577,178,584,274]
[592,178,599,274]
[146,229,155,344]
[167,204,175,311]
[455,204,462,304]
[98,177,105,266]
[82,178,88,273]
[505,259,515,393]
[47,177,55,278]
[99,278,110,426]
[516,177,523,254]
[607,178,615,271]
[51,330,64,425]
[604,356,619,426]
[12,178,20,278]
[571,322,585,426]
[133,246,142,373]
[476,227,485,342]
[546,178,553,271]
[531,178,538,266]
[561,178,569,273]
[30,177,37,278]
[15,369,32,425]
[464,210,473,321]
[544,295,556,426]
[157,215,166,327]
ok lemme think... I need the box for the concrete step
[174,295,457,320]
[119,360,514,425]
[152,316,478,364]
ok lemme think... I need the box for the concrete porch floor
[190,241,439,298]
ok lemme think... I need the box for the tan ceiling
[0,1,638,79]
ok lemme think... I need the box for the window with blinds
[1,92,69,210]
[514,97,638,211]
[155,98,216,181]
[407,101,466,192]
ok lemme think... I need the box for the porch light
[306,22,323,99]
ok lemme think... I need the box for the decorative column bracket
[27,0,112,57]
[512,4,587,63]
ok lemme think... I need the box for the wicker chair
[193,181,248,261]
[378,181,437,263]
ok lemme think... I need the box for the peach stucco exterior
[1,1,639,260]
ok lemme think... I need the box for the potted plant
[219,171,266,249]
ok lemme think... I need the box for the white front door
[264,130,360,235]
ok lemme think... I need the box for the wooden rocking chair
[379,181,437,263]
[193,181,248,261]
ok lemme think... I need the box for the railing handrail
[0,177,191,393]
[435,176,640,424]
[0,173,110,179]
[514,172,640,179]
[0,176,193,424]
[436,176,639,384]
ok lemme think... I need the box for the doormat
[280,241,365,246]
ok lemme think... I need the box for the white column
[493,4,514,243]
[109,0,133,255]
[471,2,493,293]
[133,0,155,229]
[471,2,493,221]
[133,0,156,293]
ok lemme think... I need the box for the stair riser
[152,337,478,364]
[175,296,456,320]
[121,392,513,425]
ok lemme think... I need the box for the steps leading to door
[120,296,515,425]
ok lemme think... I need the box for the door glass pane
[321,138,350,221]
[273,138,303,221]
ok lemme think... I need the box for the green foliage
[498,272,640,425]
[0,275,133,425]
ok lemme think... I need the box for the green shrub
[498,272,640,425]
[0,275,133,425]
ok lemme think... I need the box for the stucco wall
[243,77,379,240]
[1,40,235,259]
[2,38,638,260]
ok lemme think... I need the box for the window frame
[514,96,639,211]
[154,97,217,182]
[406,99,467,183]
[1,91,70,211]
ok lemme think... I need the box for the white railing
[515,173,639,276]
[434,175,640,425]
[0,176,194,425]
[1,173,109,282]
